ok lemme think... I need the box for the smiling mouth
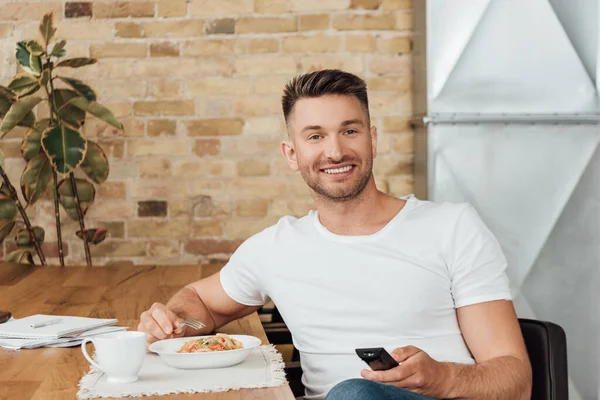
[322,165,354,174]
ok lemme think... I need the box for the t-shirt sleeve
[448,204,513,308]
[219,234,269,307]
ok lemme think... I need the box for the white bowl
[148,335,262,369]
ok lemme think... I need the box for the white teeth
[324,166,353,174]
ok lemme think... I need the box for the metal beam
[424,113,600,125]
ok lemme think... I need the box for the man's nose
[324,135,343,161]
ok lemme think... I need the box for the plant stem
[47,64,61,119]
[44,60,65,267]
[51,170,65,267]
[0,166,46,265]
[69,172,91,267]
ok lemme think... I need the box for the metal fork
[178,318,206,331]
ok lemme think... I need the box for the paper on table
[0,315,118,340]
[0,325,127,350]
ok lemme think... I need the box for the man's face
[282,94,377,202]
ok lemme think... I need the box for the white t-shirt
[220,195,512,399]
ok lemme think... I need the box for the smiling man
[137,70,532,400]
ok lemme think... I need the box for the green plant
[0,13,122,266]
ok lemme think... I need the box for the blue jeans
[325,378,437,400]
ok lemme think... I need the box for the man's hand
[360,346,450,398]
[137,302,187,347]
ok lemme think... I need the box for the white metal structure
[413,1,600,399]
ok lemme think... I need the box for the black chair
[519,318,569,400]
[262,309,569,400]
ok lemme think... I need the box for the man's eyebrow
[299,119,364,134]
[340,119,364,127]
[300,125,322,133]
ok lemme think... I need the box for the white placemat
[77,345,287,399]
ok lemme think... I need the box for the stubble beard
[299,156,373,202]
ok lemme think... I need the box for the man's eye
[345,129,357,135]
[308,134,321,140]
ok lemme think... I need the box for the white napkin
[77,345,287,399]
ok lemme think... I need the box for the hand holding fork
[177,318,206,331]
[137,302,206,346]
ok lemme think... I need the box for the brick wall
[0,0,413,266]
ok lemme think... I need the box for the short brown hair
[281,69,370,126]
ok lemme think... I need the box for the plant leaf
[15,226,45,248]
[0,87,19,123]
[0,220,15,244]
[0,194,17,220]
[50,40,66,58]
[15,42,41,76]
[5,109,37,130]
[21,119,49,161]
[8,73,40,97]
[55,58,97,68]
[15,41,31,70]
[39,68,51,87]
[57,178,95,220]
[58,77,97,102]
[0,96,41,137]
[54,89,85,127]
[0,86,16,102]
[0,97,12,120]
[20,153,53,205]
[80,141,109,184]
[41,124,87,175]
[6,249,34,264]
[68,97,123,130]
[27,41,44,56]
[39,12,57,47]
[19,112,36,129]
[0,148,4,169]
[0,86,36,128]
[29,54,42,76]
[76,228,107,245]
[0,183,10,197]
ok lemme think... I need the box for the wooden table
[0,263,295,400]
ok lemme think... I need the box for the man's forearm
[165,286,216,335]
[440,355,532,400]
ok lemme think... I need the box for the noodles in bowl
[149,334,261,369]
[177,333,243,353]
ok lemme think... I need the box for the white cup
[81,331,146,384]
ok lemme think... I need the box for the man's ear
[281,140,299,171]
[370,125,378,159]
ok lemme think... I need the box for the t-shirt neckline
[312,194,416,242]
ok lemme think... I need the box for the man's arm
[440,299,532,399]
[138,272,260,343]
[167,272,261,334]
[362,300,532,400]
